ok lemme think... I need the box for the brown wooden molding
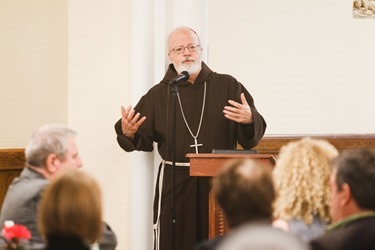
[0,148,25,170]
[254,134,375,155]
[0,148,25,208]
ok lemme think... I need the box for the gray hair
[25,124,77,167]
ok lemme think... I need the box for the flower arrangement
[1,221,31,250]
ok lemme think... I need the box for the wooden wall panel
[0,148,25,208]
[1,134,375,236]
[254,134,375,156]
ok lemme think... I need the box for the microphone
[169,71,189,85]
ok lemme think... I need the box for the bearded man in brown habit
[114,26,267,250]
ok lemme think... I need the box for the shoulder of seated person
[272,219,290,232]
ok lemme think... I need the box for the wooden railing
[0,148,25,208]
[254,134,375,156]
[1,134,375,233]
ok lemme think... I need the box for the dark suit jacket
[310,216,375,250]
[44,234,91,250]
[194,236,224,250]
[0,167,117,250]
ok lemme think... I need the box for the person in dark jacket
[310,148,375,250]
[0,124,117,250]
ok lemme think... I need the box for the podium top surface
[186,153,274,159]
[187,153,275,177]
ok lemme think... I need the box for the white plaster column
[165,0,208,62]
[129,0,208,249]
[129,0,155,249]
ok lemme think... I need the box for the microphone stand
[168,71,188,250]
[170,83,178,250]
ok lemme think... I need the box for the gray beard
[176,61,201,76]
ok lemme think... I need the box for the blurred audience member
[0,124,117,250]
[38,169,102,250]
[217,223,308,250]
[310,148,375,250]
[272,137,338,242]
[195,158,307,250]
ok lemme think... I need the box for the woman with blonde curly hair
[272,137,338,242]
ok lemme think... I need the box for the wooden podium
[186,153,275,239]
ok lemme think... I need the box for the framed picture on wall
[353,0,375,19]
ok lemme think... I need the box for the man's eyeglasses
[169,44,200,54]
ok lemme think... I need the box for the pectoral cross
[190,138,203,154]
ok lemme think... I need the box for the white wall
[0,0,68,147]
[68,1,131,249]
[208,0,375,134]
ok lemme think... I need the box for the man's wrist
[123,132,134,140]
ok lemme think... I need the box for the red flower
[2,224,31,241]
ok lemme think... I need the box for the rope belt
[153,160,190,250]
[163,160,190,167]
